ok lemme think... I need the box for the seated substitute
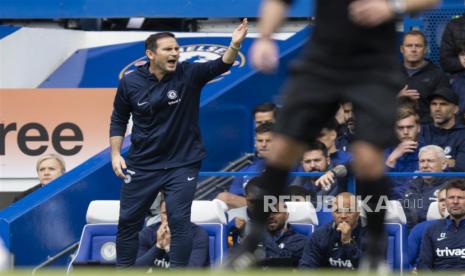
[402,145,449,229]
[299,192,364,269]
[253,102,277,127]
[334,101,355,151]
[398,29,449,123]
[317,119,352,166]
[216,122,274,208]
[228,178,308,266]
[418,179,465,270]
[291,141,347,197]
[408,187,447,270]
[421,87,465,171]
[135,194,209,268]
[256,200,307,268]
[384,106,423,199]
[14,153,66,202]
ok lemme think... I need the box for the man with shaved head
[299,192,365,269]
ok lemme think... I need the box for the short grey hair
[418,145,446,160]
[36,154,66,173]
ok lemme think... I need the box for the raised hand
[315,171,336,191]
[398,85,420,100]
[336,221,353,243]
[349,0,395,27]
[250,38,279,73]
[231,18,249,46]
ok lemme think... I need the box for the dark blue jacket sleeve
[282,235,307,262]
[229,177,245,196]
[263,233,306,261]
[440,20,464,74]
[189,58,232,87]
[135,247,165,267]
[418,227,434,271]
[188,225,210,267]
[452,142,465,172]
[135,225,165,267]
[299,232,323,268]
[341,242,362,264]
[110,76,131,137]
[408,223,423,268]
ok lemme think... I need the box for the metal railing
[199,171,465,193]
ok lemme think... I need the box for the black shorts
[275,64,404,149]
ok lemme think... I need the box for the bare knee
[351,141,385,180]
[267,135,307,169]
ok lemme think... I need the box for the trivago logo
[436,247,465,259]
[119,44,246,83]
[328,257,354,268]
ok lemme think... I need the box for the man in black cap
[421,87,465,171]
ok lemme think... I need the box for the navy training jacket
[299,222,365,269]
[135,222,210,268]
[418,218,465,270]
[110,58,232,170]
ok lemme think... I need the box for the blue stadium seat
[385,223,408,272]
[316,211,333,226]
[290,223,315,237]
[68,222,227,270]
[197,223,228,266]
[67,223,117,271]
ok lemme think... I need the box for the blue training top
[110,58,232,170]
[135,222,210,268]
[299,222,365,269]
[418,217,465,270]
[408,219,439,268]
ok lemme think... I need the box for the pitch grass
[1,269,464,276]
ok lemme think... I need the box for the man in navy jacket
[398,30,449,123]
[257,200,307,267]
[421,87,465,171]
[216,123,274,208]
[299,192,365,269]
[109,21,248,267]
[136,198,209,268]
[385,107,423,199]
[408,187,447,270]
[418,179,465,270]
[402,145,449,229]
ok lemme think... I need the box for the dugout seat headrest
[427,201,448,221]
[190,200,227,224]
[285,201,319,225]
[86,200,120,224]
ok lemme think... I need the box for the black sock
[247,164,289,223]
[257,164,289,195]
[357,176,391,236]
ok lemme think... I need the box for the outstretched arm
[250,0,291,73]
[222,18,249,64]
[349,0,439,27]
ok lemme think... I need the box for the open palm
[232,18,248,45]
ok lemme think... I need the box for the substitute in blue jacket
[418,179,465,270]
[402,145,449,229]
[257,200,307,267]
[421,87,465,171]
[408,187,447,270]
[109,21,248,267]
[299,192,365,269]
[215,123,273,209]
[135,198,209,268]
[384,107,423,200]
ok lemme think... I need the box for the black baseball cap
[428,87,459,105]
